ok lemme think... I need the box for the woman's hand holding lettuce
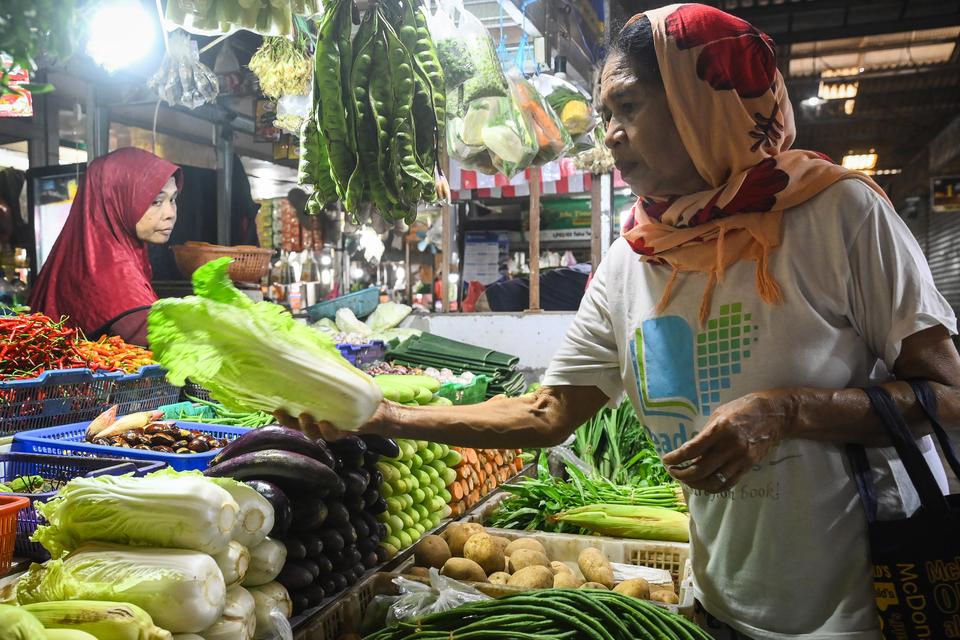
[148,258,383,431]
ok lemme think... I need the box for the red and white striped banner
[449,159,628,200]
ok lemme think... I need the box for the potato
[507,565,553,589]
[613,578,651,599]
[509,549,550,573]
[579,582,610,590]
[550,561,573,576]
[490,536,511,555]
[650,590,680,604]
[440,557,488,582]
[407,566,431,578]
[445,523,485,557]
[577,548,614,589]
[463,533,506,576]
[553,572,584,589]
[414,535,451,569]
[504,538,546,557]
[488,571,511,585]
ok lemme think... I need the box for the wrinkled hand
[661,391,793,493]
[274,401,390,442]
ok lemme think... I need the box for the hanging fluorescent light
[86,0,157,72]
[843,99,856,115]
[802,96,826,108]
[841,151,878,171]
[818,81,859,100]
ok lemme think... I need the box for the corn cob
[22,600,172,640]
[552,504,690,542]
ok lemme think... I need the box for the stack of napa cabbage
[11,469,293,640]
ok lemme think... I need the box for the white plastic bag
[149,31,219,109]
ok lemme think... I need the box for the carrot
[469,489,481,504]
[514,458,524,472]
[514,80,562,149]
[483,461,493,475]
[457,465,471,481]
[477,470,487,486]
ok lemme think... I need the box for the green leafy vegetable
[0,603,46,640]
[148,258,383,430]
[573,400,671,486]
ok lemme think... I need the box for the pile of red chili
[0,314,155,380]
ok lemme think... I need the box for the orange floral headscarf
[620,4,889,326]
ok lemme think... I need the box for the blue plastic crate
[0,369,120,438]
[108,365,181,415]
[337,341,387,369]
[0,452,165,559]
[12,421,250,472]
[306,288,380,323]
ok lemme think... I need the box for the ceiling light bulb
[86,0,157,72]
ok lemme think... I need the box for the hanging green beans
[297,0,447,222]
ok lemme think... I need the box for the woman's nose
[605,126,624,150]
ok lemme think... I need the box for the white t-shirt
[543,179,958,639]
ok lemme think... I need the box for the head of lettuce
[147,257,382,431]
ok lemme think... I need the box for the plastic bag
[449,95,539,178]
[428,0,509,113]
[386,569,491,625]
[149,31,219,109]
[275,94,311,134]
[531,74,599,145]
[509,71,573,166]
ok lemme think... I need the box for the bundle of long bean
[489,454,685,535]
[179,396,277,428]
[364,589,712,640]
[298,0,446,221]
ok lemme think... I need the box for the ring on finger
[714,471,728,485]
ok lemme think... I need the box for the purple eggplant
[244,480,292,537]
[205,449,345,495]
[209,425,336,469]
[360,434,400,458]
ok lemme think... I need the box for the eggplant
[330,573,348,593]
[301,558,320,580]
[303,583,326,607]
[315,555,334,575]
[318,575,336,596]
[362,551,379,570]
[338,524,358,547]
[357,537,378,554]
[244,480,292,537]
[291,499,328,531]
[276,563,314,591]
[375,546,389,563]
[283,538,307,561]
[376,523,388,540]
[205,449,345,495]
[362,451,380,468]
[344,546,362,566]
[318,529,345,554]
[342,470,370,496]
[360,434,400,458]
[209,425,337,469]
[290,591,310,615]
[352,518,370,540]
[330,436,366,460]
[325,501,350,528]
[301,532,324,558]
[362,488,380,510]
[368,497,388,514]
[368,467,383,489]
[343,493,366,514]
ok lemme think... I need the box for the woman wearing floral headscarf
[282,5,960,637]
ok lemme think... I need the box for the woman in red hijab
[29,147,182,346]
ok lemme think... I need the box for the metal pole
[440,152,451,312]
[528,166,541,311]
[214,124,233,246]
[590,173,602,270]
[405,239,413,305]
[85,85,109,162]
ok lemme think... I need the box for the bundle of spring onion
[488,454,686,538]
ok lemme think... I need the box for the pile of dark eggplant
[205,425,397,614]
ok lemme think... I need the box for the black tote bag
[847,380,960,639]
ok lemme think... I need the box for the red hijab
[29,148,182,336]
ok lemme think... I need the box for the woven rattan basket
[172,242,273,283]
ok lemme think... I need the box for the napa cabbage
[148,258,382,430]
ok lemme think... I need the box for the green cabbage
[33,473,239,559]
[366,302,412,332]
[148,258,383,430]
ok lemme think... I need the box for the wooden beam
[591,173,602,270]
[528,167,541,312]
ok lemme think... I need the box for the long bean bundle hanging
[298,0,446,222]
[364,589,712,640]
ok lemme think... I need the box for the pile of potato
[409,523,679,604]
